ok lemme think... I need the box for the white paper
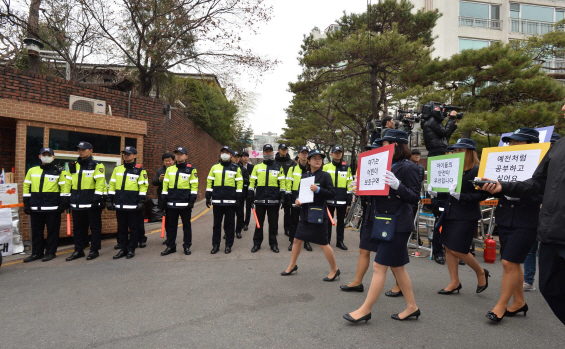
[298,177,315,204]
[429,157,460,190]
[484,149,542,183]
[0,208,13,256]
[0,183,18,205]
[358,150,390,192]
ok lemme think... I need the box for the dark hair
[393,143,412,162]
[294,156,299,161]
[162,153,174,160]
[382,116,393,126]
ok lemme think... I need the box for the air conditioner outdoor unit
[69,95,106,115]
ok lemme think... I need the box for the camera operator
[368,116,396,144]
[422,110,458,156]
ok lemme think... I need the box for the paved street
[1,207,564,349]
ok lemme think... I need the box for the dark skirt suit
[359,159,421,267]
[495,195,541,264]
[439,165,488,254]
[295,169,335,246]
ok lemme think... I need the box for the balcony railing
[509,18,562,35]
[541,59,565,75]
[459,16,502,30]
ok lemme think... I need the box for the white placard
[429,157,461,191]
[358,150,390,192]
[484,149,542,183]
[0,208,13,256]
[0,183,18,205]
[297,177,315,204]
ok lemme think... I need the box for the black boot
[288,242,293,251]
[336,241,348,250]
[66,250,85,261]
[42,254,56,262]
[113,250,127,259]
[161,246,177,256]
[24,254,44,263]
[304,242,312,251]
[211,245,220,254]
[243,224,249,231]
[86,250,99,260]
[434,255,446,265]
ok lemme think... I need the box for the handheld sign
[499,126,554,146]
[427,153,465,193]
[356,144,394,196]
[478,143,551,183]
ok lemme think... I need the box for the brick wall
[0,67,222,201]
[0,67,223,240]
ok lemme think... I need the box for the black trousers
[244,198,253,225]
[138,211,147,243]
[289,207,300,242]
[432,224,443,257]
[116,210,140,252]
[213,205,236,247]
[235,200,245,234]
[253,205,279,247]
[327,205,347,244]
[283,205,291,233]
[165,208,192,249]
[30,212,61,255]
[72,208,102,252]
[539,243,565,325]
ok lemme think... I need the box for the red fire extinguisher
[484,234,496,264]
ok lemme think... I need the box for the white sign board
[0,208,13,256]
[484,149,543,183]
[0,183,18,206]
[358,149,391,194]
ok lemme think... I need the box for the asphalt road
[1,207,564,349]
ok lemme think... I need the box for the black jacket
[416,163,425,184]
[439,165,487,221]
[275,153,294,178]
[500,139,565,245]
[495,195,542,229]
[365,159,421,233]
[299,168,335,222]
[237,161,250,192]
[422,116,457,154]
[152,166,168,200]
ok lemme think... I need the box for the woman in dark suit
[281,149,339,281]
[343,130,422,323]
[486,128,541,322]
[432,138,489,296]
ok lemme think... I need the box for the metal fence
[459,16,502,30]
[509,18,559,35]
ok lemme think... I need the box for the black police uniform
[242,161,255,227]
[235,159,250,236]
[359,159,421,266]
[276,144,295,235]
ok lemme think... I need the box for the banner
[0,183,18,206]
[427,152,465,193]
[478,143,551,183]
[356,144,394,196]
[0,208,12,256]
[498,126,554,147]
[250,150,263,159]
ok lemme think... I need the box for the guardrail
[509,17,561,35]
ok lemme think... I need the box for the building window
[509,3,564,35]
[48,129,121,155]
[26,126,44,172]
[459,38,490,52]
[459,1,501,30]
[125,137,138,149]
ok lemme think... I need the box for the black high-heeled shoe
[323,269,340,282]
[343,312,371,323]
[476,269,490,293]
[281,265,298,276]
[438,283,462,295]
[505,304,528,317]
[486,310,505,323]
[391,309,421,321]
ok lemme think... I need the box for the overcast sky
[236,0,368,137]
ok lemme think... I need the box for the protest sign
[427,152,465,193]
[356,144,394,196]
[498,126,554,146]
[0,208,12,256]
[479,143,551,183]
[0,183,18,206]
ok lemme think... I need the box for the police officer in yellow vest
[160,146,198,256]
[106,146,148,259]
[206,146,243,254]
[22,147,70,262]
[285,146,312,252]
[323,145,353,250]
[66,141,107,261]
[249,144,286,253]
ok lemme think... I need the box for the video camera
[420,101,464,120]
[396,109,421,134]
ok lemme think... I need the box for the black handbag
[370,206,398,242]
[307,206,325,224]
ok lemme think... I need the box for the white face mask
[263,154,275,161]
[41,156,54,164]
[220,153,231,161]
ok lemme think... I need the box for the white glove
[384,170,399,190]
[427,184,437,198]
[449,183,460,201]
[504,196,520,201]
